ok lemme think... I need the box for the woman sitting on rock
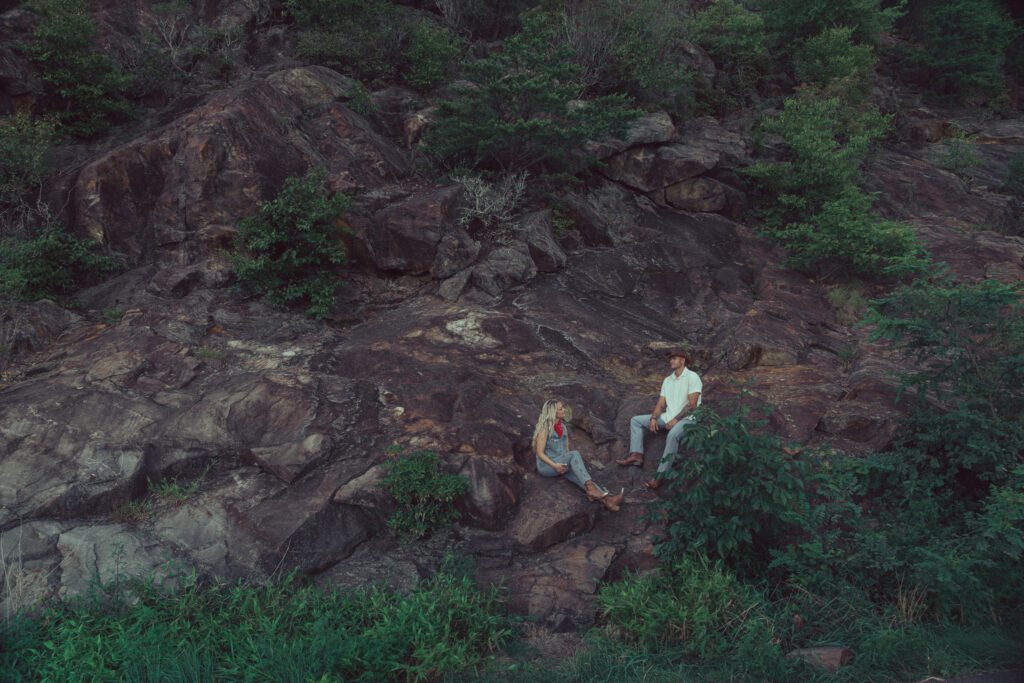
[534,399,625,512]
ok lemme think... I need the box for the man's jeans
[629,414,697,473]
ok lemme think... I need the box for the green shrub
[230,168,350,318]
[403,20,464,91]
[0,572,511,682]
[381,449,470,540]
[0,226,121,301]
[766,186,926,278]
[932,130,982,179]
[690,0,770,110]
[561,0,695,115]
[900,0,1019,100]
[598,555,782,663]
[0,114,54,200]
[654,405,817,576]
[868,277,1024,483]
[747,90,889,221]
[794,27,877,95]
[286,0,408,82]
[758,0,904,48]
[22,0,133,138]
[426,10,640,172]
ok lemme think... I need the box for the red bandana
[553,421,563,438]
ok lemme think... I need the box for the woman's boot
[602,489,625,512]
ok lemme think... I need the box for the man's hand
[648,417,659,433]
[666,418,678,429]
[555,463,569,475]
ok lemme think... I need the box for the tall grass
[1,572,511,682]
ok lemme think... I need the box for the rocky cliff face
[2,10,1023,630]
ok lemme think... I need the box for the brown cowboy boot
[602,489,625,512]
[616,452,644,467]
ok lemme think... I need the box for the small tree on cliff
[425,10,639,173]
[231,169,350,318]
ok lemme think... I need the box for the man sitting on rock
[617,348,702,489]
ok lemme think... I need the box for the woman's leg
[562,451,592,490]
[536,458,559,478]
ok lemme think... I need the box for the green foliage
[747,90,926,278]
[381,449,470,540]
[794,27,877,95]
[0,114,54,200]
[286,0,407,82]
[758,0,904,48]
[22,0,133,137]
[102,307,124,325]
[653,405,816,576]
[426,10,640,172]
[900,0,1019,100]
[867,277,1024,482]
[765,186,926,278]
[231,169,350,319]
[404,20,464,91]
[747,91,889,221]
[598,556,780,663]
[932,130,982,179]
[0,227,121,301]
[607,2,694,116]
[0,572,511,682]
[690,0,770,110]
[827,283,868,326]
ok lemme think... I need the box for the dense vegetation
[230,169,350,318]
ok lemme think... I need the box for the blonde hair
[533,399,571,442]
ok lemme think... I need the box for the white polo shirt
[661,367,702,420]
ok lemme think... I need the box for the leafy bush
[758,0,904,48]
[426,10,639,172]
[0,114,54,201]
[22,0,133,138]
[561,0,696,116]
[1,572,511,682]
[747,91,889,223]
[868,277,1024,483]
[794,27,877,95]
[598,555,780,663]
[403,19,464,91]
[690,0,770,110]
[899,0,1019,100]
[231,169,350,318]
[286,0,408,82]
[654,405,817,576]
[381,449,470,540]
[765,186,926,278]
[931,130,982,179]
[0,227,121,301]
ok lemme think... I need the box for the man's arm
[649,396,667,432]
[667,392,701,427]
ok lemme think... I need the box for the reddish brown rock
[68,66,410,266]
[665,176,728,212]
[502,540,620,631]
[602,143,719,193]
[788,646,854,672]
[359,185,462,274]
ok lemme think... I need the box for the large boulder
[67,66,411,266]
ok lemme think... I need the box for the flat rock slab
[507,475,599,553]
[501,539,620,631]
